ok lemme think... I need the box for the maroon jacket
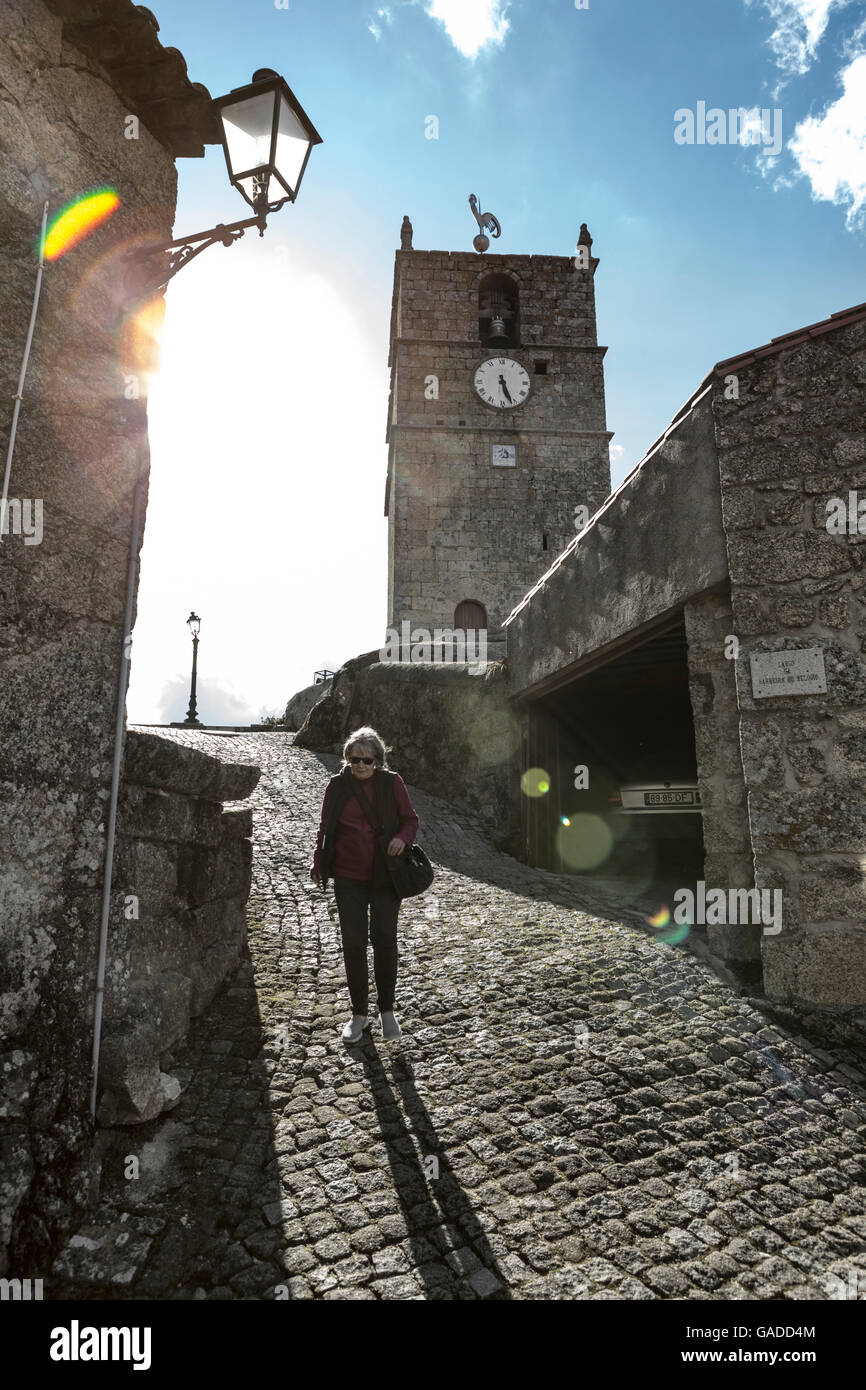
[311,770,419,882]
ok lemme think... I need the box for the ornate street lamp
[183,611,202,727]
[214,68,322,214]
[130,68,322,291]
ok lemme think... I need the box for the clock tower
[384,217,613,645]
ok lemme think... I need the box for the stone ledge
[119,783,225,847]
[124,730,260,804]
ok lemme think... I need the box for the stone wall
[713,316,866,1014]
[0,0,215,1276]
[505,388,728,694]
[1,730,259,1273]
[684,586,756,968]
[97,731,260,1127]
[293,650,521,850]
[387,435,609,639]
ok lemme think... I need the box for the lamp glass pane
[235,173,266,206]
[220,91,276,179]
[273,93,312,196]
[234,172,289,207]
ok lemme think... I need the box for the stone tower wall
[386,246,612,637]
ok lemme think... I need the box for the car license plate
[645,791,695,806]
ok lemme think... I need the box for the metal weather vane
[469,194,501,253]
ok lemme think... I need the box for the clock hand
[498,374,513,404]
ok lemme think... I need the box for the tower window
[542,533,548,550]
[534,361,548,375]
[478,272,520,348]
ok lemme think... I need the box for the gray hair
[342,726,391,769]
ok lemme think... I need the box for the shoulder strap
[347,775,385,836]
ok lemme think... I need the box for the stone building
[0,0,257,1276]
[385,217,611,643]
[507,299,866,1017]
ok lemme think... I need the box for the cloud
[609,443,625,462]
[841,13,866,59]
[153,674,257,729]
[424,0,510,58]
[368,6,393,40]
[787,49,866,227]
[748,0,855,77]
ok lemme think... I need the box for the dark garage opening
[519,616,705,914]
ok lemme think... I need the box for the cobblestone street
[50,732,866,1301]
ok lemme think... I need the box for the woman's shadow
[353,1041,513,1300]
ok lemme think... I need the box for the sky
[122,0,866,726]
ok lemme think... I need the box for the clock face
[474,357,530,409]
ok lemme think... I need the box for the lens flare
[605,826,659,902]
[649,908,691,946]
[560,816,571,827]
[655,921,691,945]
[42,189,120,261]
[646,906,670,928]
[472,710,522,765]
[556,813,614,871]
[120,295,166,380]
[646,904,691,944]
[521,768,550,798]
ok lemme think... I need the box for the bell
[481,287,513,345]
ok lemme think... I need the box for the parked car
[605,777,703,876]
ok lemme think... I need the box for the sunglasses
[348,756,376,766]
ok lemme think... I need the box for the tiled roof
[713,299,866,375]
[43,1,222,156]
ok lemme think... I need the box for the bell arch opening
[478,273,520,348]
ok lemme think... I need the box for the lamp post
[183,611,202,727]
[129,68,322,291]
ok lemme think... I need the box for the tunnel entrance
[519,615,704,921]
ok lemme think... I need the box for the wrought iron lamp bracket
[129,198,291,292]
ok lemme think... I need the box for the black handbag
[348,774,434,900]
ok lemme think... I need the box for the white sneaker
[342,1015,368,1043]
[381,1011,402,1042]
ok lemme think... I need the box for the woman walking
[311,726,419,1043]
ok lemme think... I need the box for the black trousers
[333,876,400,1015]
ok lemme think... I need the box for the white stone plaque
[750,648,827,698]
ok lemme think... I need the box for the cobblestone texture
[49,732,866,1301]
